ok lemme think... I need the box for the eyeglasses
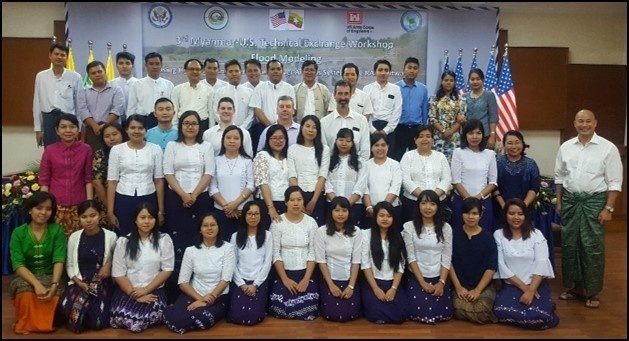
[270,137,285,142]
[182,122,199,127]
[246,212,260,217]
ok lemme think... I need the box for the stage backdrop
[67,2,497,94]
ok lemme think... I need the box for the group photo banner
[67,2,498,94]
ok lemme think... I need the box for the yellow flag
[66,46,75,71]
[83,49,95,87]
[106,49,116,81]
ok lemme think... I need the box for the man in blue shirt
[394,57,429,161]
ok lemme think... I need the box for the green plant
[533,179,556,215]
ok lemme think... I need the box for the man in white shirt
[109,51,138,123]
[201,57,229,92]
[328,63,374,121]
[127,52,175,129]
[203,97,253,157]
[243,58,262,90]
[213,59,254,130]
[293,60,331,123]
[170,58,214,132]
[320,80,370,162]
[257,95,301,152]
[555,109,623,309]
[363,59,402,158]
[33,43,82,147]
[249,59,295,152]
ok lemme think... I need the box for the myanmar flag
[288,11,303,29]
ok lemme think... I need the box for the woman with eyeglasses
[227,201,273,325]
[163,110,215,302]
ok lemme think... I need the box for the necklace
[226,156,238,175]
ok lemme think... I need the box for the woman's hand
[281,277,299,295]
[187,299,207,311]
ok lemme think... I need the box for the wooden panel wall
[1,38,51,126]
[508,47,569,130]
[566,64,627,145]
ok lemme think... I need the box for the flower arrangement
[2,170,41,221]
[534,178,557,215]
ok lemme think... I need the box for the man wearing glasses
[171,58,214,132]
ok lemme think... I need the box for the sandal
[585,296,600,309]
[559,289,581,300]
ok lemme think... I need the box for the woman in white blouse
[402,190,453,324]
[268,186,320,320]
[110,202,174,333]
[227,201,273,325]
[202,97,254,157]
[450,119,497,230]
[325,128,368,228]
[254,125,290,225]
[493,198,559,329]
[287,115,330,226]
[400,125,451,224]
[362,132,402,230]
[361,201,408,324]
[163,110,214,301]
[209,125,255,242]
[314,196,362,322]
[163,212,235,334]
[107,114,165,237]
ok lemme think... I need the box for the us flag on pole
[495,54,518,140]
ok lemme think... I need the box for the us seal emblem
[149,4,172,29]
[205,6,228,30]
[400,10,422,33]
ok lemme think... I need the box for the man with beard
[320,80,370,162]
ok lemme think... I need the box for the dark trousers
[393,124,420,161]
[249,122,266,155]
[84,125,103,152]
[42,109,64,147]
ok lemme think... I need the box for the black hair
[412,190,446,243]
[435,70,459,100]
[369,201,405,272]
[24,191,58,224]
[297,115,323,167]
[116,51,135,64]
[502,198,533,240]
[125,202,160,261]
[98,122,127,157]
[144,52,162,64]
[329,128,359,172]
[194,212,225,248]
[219,125,251,159]
[55,113,79,128]
[460,119,487,150]
[325,196,356,237]
[236,201,267,250]
[502,130,529,156]
[262,124,289,159]
[176,111,203,144]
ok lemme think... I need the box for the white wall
[2,2,626,175]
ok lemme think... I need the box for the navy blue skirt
[493,280,559,330]
[404,274,453,324]
[360,278,408,324]
[268,269,320,320]
[318,278,361,322]
[109,287,167,333]
[227,279,270,326]
[163,292,228,334]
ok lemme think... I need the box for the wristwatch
[604,205,614,213]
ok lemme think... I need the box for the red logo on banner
[347,11,362,24]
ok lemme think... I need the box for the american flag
[455,54,465,94]
[462,52,478,93]
[270,11,287,28]
[495,54,518,141]
[484,50,498,90]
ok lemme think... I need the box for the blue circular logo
[401,10,422,32]
[149,5,172,29]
